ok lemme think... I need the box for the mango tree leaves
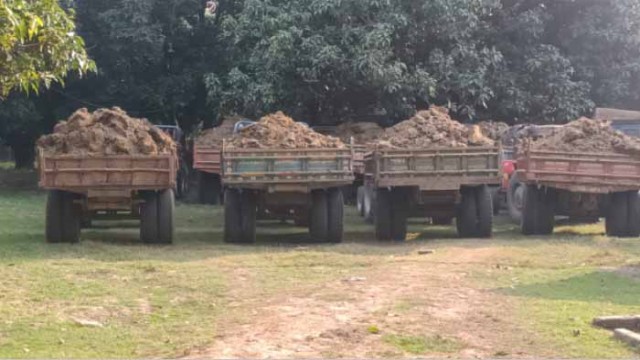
[0,0,95,96]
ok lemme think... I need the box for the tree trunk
[11,143,35,169]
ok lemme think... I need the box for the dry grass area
[1,190,640,358]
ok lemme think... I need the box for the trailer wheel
[475,185,493,238]
[538,188,556,235]
[390,189,408,241]
[507,173,524,223]
[375,188,393,240]
[456,187,478,238]
[156,189,175,244]
[626,191,640,237]
[327,188,344,243]
[141,191,159,244]
[46,191,64,243]
[60,192,81,244]
[606,192,630,237]
[521,185,555,236]
[364,186,374,224]
[356,186,365,217]
[224,189,243,243]
[310,190,329,242]
[240,190,257,244]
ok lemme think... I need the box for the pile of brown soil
[376,107,494,149]
[336,122,384,144]
[195,116,242,147]
[529,117,640,156]
[227,111,345,149]
[477,121,509,141]
[37,107,176,156]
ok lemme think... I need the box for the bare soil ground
[192,247,542,359]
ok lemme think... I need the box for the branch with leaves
[0,0,96,96]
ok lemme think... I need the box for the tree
[0,0,95,96]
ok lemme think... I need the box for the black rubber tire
[356,186,365,217]
[521,185,537,235]
[46,190,64,243]
[310,190,329,242]
[390,189,408,241]
[224,188,243,243]
[475,185,493,238]
[327,188,344,243]
[61,192,81,244]
[606,192,629,237]
[140,191,159,244]
[240,190,257,244]
[364,186,374,224]
[507,173,524,223]
[537,188,556,235]
[156,189,175,244]
[521,185,555,236]
[456,187,478,238]
[198,172,221,205]
[626,191,640,237]
[375,188,393,241]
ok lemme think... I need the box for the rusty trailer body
[362,146,501,240]
[516,144,640,237]
[38,152,178,244]
[221,146,354,243]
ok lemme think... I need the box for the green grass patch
[382,334,463,354]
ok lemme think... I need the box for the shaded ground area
[0,190,639,358]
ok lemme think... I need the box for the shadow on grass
[496,270,640,306]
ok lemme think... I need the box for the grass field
[0,189,639,358]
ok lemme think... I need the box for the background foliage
[2,0,640,166]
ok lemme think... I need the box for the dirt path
[190,247,543,359]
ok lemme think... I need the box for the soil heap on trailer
[37,107,178,244]
[193,117,239,204]
[362,106,500,240]
[517,117,640,237]
[222,112,353,243]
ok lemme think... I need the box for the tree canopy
[0,0,95,96]
[3,0,640,167]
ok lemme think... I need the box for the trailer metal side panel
[518,145,640,193]
[365,147,500,191]
[193,145,222,174]
[38,153,177,192]
[222,147,355,191]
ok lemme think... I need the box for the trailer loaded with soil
[221,112,354,243]
[37,108,178,244]
[193,117,240,204]
[363,107,501,240]
[517,117,640,237]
